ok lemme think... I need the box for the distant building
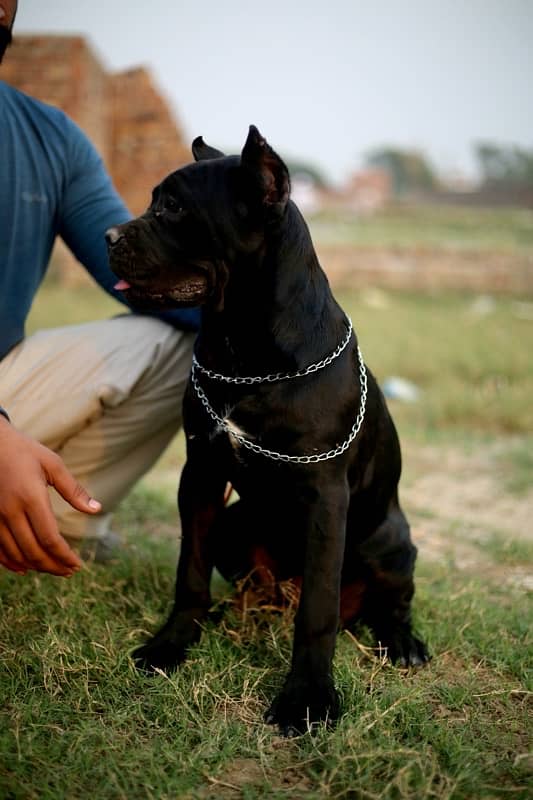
[290,167,392,216]
[339,169,392,213]
[291,173,322,214]
[309,168,392,215]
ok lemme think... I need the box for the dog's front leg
[133,446,226,673]
[265,481,349,735]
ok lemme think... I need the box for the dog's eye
[165,198,182,214]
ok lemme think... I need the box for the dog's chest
[221,415,249,452]
[192,375,277,458]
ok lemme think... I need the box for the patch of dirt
[319,245,533,293]
[401,439,533,588]
[194,756,316,799]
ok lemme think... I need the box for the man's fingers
[42,452,102,515]
[0,551,28,574]
[0,524,28,573]
[8,512,77,577]
[0,430,95,577]
[0,549,27,574]
[26,498,82,570]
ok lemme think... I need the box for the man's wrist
[0,406,10,423]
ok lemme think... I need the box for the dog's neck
[197,202,347,375]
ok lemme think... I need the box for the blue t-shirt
[0,80,200,362]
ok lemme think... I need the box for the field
[309,204,533,251]
[1,206,532,799]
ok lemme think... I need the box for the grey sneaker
[74,531,124,564]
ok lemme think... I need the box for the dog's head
[106,125,290,310]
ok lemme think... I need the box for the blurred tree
[365,148,438,195]
[283,160,329,188]
[476,143,533,188]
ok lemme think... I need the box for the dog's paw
[264,672,340,736]
[132,618,201,674]
[378,628,430,668]
[132,638,186,674]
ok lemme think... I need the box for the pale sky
[14,0,533,185]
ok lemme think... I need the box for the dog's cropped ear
[192,136,226,162]
[240,125,290,216]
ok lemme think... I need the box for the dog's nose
[105,227,124,247]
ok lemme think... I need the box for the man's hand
[0,417,101,577]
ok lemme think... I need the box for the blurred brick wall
[3,35,191,281]
[109,68,190,214]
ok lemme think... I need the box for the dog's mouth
[114,275,209,308]
[107,232,213,309]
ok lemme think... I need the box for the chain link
[191,324,368,464]
[192,319,353,384]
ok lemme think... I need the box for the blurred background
[11,0,533,188]
[6,0,533,574]
[8,1,533,290]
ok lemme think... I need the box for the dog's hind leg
[210,500,300,613]
[210,500,258,583]
[357,501,430,667]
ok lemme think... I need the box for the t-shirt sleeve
[57,118,200,332]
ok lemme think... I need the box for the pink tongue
[114,279,131,290]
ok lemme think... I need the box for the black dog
[106,126,429,735]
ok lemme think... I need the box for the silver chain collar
[191,319,368,464]
[192,319,353,384]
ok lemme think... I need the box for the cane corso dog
[106,126,429,735]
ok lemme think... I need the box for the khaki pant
[0,315,195,540]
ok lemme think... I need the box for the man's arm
[57,116,200,331]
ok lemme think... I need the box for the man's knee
[109,318,194,415]
[7,315,194,447]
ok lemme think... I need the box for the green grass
[27,278,123,331]
[476,533,533,566]
[0,518,531,800]
[309,204,533,252]
[502,440,533,495]
[1,274,530,798]
[335,289,533,436]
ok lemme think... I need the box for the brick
[4,35,191,281]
